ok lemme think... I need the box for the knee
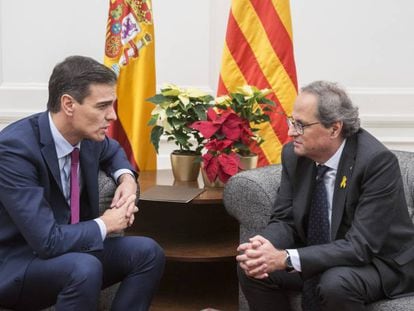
[130,237,165,270]
[142,237,165,267]
[318,267,354,303]
[65,253,103,287]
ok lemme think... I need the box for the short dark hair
[47,55,117,112]
[301,81,360,138]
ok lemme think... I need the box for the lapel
[39,112,64,195]
[79,140,99,216]
[330,136,357,239]
[293,157,316,241]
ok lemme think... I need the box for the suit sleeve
[98,136,137,179]
[260,144,299,249]
[0,136,104,259]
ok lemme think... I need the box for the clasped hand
[236,235,287,279]
[101,173,139,233]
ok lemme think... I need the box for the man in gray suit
[236,81,414,311]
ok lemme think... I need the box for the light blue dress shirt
[48,113,133,240]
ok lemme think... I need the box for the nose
[106,104,117,121]
[287,123,298,137]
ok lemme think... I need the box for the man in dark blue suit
[0,55,165,310]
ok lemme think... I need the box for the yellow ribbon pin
[340,176,347,188]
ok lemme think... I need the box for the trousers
[13,236,165,311]
[238,263,384,311]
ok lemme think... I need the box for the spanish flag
[218,0,297,166]
[104,0,156,171]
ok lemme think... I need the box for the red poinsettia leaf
[221,113,243,140]
[207,107,219,121]
[217,153,240,176]
[190,120,219,139]
[204,139,218,151]
[240,126,254,144]
[222,124,241,141]
[203,153,219,182]
[213,109,234,125]
[216,139,234,150]
[202,152,214,165]
[217,169,231,184]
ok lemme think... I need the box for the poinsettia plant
[147,83,214,154]
[190,85,276,183]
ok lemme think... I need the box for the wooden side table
[127,170,239,311]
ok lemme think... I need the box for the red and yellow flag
[218,0,297,166]
[104,0,156,171]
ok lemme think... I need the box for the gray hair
[301,81,360,138]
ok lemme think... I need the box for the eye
[97,102,112,110]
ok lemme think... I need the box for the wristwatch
[284,251,295,272]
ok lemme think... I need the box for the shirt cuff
[286,249,302,272]
[93,218,107,241]
[113,169,135,184]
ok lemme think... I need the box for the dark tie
[302,164,330,311]
[70,148,80,224]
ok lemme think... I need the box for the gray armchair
[224,150,414,311]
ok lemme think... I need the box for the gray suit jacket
[0,111,134,306]
[261,129,414,298]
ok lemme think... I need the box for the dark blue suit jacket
[0,111,134,306]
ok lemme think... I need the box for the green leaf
[260,97,276,106]
[193,105,208,120]
[147,114,158,126]
[174,131,190,149]
[166,107,175,117]
[171,118,187,128]
[150,126,164,154]
[146,94,168,105]
[202,94,215,102]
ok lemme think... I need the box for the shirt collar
[322,139,347,171]
[48,112,81,159]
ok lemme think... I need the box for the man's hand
[236,235,287,279]
[100,194,138,233]
[111,173,138,226]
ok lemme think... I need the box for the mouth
[100,126,109,133]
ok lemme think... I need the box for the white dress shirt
[287,139,346,271]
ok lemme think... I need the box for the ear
[61,94,75,116]
[330,121,343,138]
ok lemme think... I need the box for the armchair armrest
[98,170,141,214]
[223,164,282,235]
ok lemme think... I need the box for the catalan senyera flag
[218,0,298,166]
[104,0,156,171]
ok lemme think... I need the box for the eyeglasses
[286,116,320,135]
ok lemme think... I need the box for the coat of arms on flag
[104,0,157,171]
[105,0,153,76]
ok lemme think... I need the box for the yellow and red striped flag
[104,0,156,171]
[218,0,297,166]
